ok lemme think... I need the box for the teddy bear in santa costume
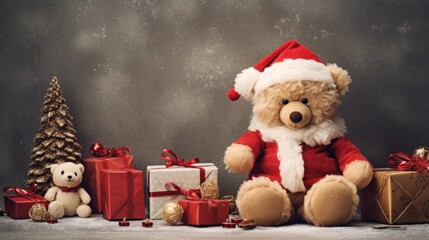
[224,40,373,227]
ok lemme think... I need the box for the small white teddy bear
[44,162,92,218]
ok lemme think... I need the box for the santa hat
[227,40,334,101]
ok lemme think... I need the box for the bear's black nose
[67,175,72,180]
[290,111,303,123]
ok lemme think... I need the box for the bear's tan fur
[225,65,373,227]
[44,162,92,219]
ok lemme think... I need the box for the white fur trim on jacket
[234,67,260,100]
[248,116,347,193]
[254,59,334,95]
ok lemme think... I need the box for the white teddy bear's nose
[67,175,73,180]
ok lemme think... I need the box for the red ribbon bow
[56,185,80,193]
[387,152,429,173]
[3,184,39,201]
[164,182,201,199]
[160,149,200,168]
[90,142,130,157]
[164,182,219,208]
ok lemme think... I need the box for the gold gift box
[362,168,429,224]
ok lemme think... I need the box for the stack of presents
[3,145,229,226]
[3,145,429,226]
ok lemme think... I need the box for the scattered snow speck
[115,12,147,50]
[161,87,209,124]
[161,0,199,24]
[397,22,412,34]
[75,29,106,52]
[321,29,338,39]
[18,11,53,38]
[181,28,232,91]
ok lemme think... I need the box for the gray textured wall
[1,0,429,207]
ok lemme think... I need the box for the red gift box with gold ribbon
[164,182,228,226]
[82,143,134,213]
[3,185,49,219]
[101,168,146,220]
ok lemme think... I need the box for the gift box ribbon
[126,170,134,218]
[164,182,201,199]
[103,170,135,219]
[3,184,41,202]
[165,182,221,208]
[90,142,130,157]
[160,148,205,183]
[387,152,429,173]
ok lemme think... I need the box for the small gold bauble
[162,202,184,225]
[200,181,219,200]
[28,203,48,222]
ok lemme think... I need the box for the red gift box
[82,144,134,213]
[178,199,229,226]
[101,169,146,220]
[3,186,49,219]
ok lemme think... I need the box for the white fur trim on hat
[254,59,334,95]
[234,67,260,100]
[248,115,347,193]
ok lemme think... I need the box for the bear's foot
[304,175,358,227]
[237,177,292,226]
[76,204,92,218]
[48,201,65,219]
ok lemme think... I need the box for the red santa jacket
[235,117,370,192]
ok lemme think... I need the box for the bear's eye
[301,98,309,105]
[74,172,77,177]
[61,171,64,175]
[282,99,289,105]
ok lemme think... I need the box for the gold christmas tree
[25,76,82,193]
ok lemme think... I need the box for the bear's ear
[327,63,351,96]
[77,163,85,174]
[49,164,59,174]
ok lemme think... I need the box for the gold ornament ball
[162,202,183,225]
[28,203,48,222]
[200,181,219,200]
